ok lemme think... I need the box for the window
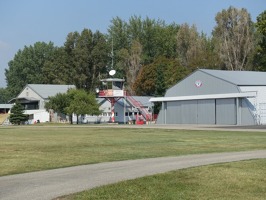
[25,103,39,110]
[113,81,123,89]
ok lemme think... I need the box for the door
[216,99,236,125]
[197,99,215,124]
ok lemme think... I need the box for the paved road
[0,150,266,200]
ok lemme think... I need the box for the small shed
[150,69,266,125]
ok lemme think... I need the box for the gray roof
[0,104,13,109]
[200,69,266,86]
[96,98,106,105]
[118,96,153,107]
[100,78,125,82]
[9,97,39,104]
[28,84,76,99]
[97,96,153,107]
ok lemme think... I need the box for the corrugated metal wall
[167,101,181,124]
[159,98,238,125]
[181,100,197,124]
[165,100,216,124]
[241,99,256,125]
[240,86,266,125]
[165,70,239,97]
[156,70,257,125]
[216,99,236,125]
[197,99,215,124]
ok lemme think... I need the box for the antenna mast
[111,36,114,69]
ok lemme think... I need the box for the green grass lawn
[0,125,266,176]
[59,159,266,200]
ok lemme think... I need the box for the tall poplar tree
[254,10,266,71]
[213,6,255,70]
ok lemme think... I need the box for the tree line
[1,7,265,103]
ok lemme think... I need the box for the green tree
[213,6,255,70]
[45,89,100,124]
[109,16,179,92]
[9,101,29,125]
[45,91,72,123]
[253,10,266,71]
[42,47,71,84]
[133,57,190,96]
[126,40,142,94]
[154,64,166,97]
[195,35,222,69]
[140,17,179,64]
[61,29,109,91]
[133,61,156,96]
[176,24,220,70]
[73,29,94,89]
[45,92,70,114]
[90,31,110,90]
[108,17,129,78]
[176,24,200,68]
[65,89,101,124]
[5,42,56,97]
[0,88,12,104]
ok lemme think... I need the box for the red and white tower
[97,70,125,123]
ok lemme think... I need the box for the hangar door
[167,99,215,124]
[166,98,236,125]
[216,99,236,125]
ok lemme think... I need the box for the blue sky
[0,0,265,88]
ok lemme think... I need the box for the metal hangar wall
[151,69,265,125]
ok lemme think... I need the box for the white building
[9,84,75,123]
[81,96,153,124]
[10,84,153,124]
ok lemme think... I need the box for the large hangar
[150,69,266,125]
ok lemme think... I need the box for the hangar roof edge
[150,92,257,102]
[199,69,266,86]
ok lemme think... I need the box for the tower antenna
[111,35,114,69]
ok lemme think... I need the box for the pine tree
[9,101,29,125]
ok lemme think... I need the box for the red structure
[98,78,125,123]
[97,78,152,123]
[126,95,152,121]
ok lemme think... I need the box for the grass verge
[58,159,266,200]
[0,126,266,176]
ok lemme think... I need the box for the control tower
[97,70,125,122]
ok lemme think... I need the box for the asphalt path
[1,150,266,200]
